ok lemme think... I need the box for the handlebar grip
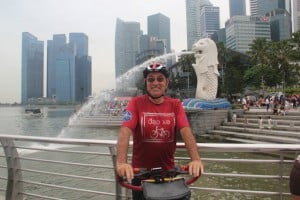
[117,176,143,191]
[185,175,200,185]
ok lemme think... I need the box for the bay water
[0,105,292,200]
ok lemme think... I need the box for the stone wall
[185,109,243,136]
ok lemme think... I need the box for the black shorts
[290,159,300,195]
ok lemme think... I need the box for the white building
[225,16,271,53]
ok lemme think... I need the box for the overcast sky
[0,0,234,103]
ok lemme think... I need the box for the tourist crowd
[243,94,300,115]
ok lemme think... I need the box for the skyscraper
[136,35,166,65]
[115,18,141,78]
[229,0,246,17]
[21,32,44,104]
[250,0,292,41]
[55,45,76,103]
[69,33,91,102]
[185,0,213,50]
[266,9,292,41]
[47,34,67,99]
[293,0,300,32]
[200,5,220,38]
[147,13,171,53]
[186,0,201,50]
[225,16,271,53]
[47,33,91,103]
[250,0,291,16]
[69,33,88,57]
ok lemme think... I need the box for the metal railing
[0,134,298,199]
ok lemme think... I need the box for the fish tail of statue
[195,68,218,100]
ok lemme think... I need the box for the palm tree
[269,40,293,94]
[246,38,272,94]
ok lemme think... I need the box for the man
[116,63,203,199]
[290,155,300,200]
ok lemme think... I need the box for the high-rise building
[250,0,292,41]
[69,33,91,102]
[250,0,291,16]
[200,5,220,38]
[266,9,292,41]
[47,34,67,99]
[225,16,271,53]
[186,0,205,50]
[147,13,171,53]
[115,18,141,79]
[75,55,91,102]
[21,32,44,104]
[229,0,246,17]
[55,45,76,103]
[293,0,300,32]
[136,35,166,65]
[69,33,88,57]
[185,0,214,50]
[47,33,91,103]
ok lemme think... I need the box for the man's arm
[180,127,204,177]
[116,126,134,181]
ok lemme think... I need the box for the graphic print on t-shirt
[142,112,175,143]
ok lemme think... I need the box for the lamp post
[278,64,285,96]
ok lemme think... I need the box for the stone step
[241,114,300,121]
[221,137,274,144]
[234,118,300,126]
[216,125,300,138]
[209,109,300,144]
[208,129,300,143]
[243,109,300,116]
[224,122,300,131]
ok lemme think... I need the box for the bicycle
[117,165,200,200]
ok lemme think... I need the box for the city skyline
[0,0,231,103]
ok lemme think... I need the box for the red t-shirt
[121,95,190,170]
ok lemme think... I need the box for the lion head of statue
[192,38,219,74]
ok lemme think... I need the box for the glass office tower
[21,32,44,104]
[115,18,141,78]
[147,13,171,53]
[229,0,246,17]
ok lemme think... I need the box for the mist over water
[68,51,194,127]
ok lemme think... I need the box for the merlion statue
[192,38,219,100]
[182,38,231,110]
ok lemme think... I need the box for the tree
[245,38,273,92]
[177,54,196,89]
[224,52,248,97]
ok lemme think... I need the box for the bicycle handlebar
[117,165,200,191]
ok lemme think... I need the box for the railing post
[279,153,284,200]
[109,146,123,200]
[0,139,23,200]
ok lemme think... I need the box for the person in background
[290,155,300,200]
[265,96,270,112]
[242,95,249,111]
[267,116,273,129]
[232,112,237,123]
[116,63,203,200]
[258,116,264,129]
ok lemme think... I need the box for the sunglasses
[146,77,166,83]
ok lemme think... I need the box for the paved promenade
[247,106,300,113]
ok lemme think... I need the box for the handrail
[0,134,298,199]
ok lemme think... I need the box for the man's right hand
[116,163,134,182]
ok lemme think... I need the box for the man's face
[145,72,169,98]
